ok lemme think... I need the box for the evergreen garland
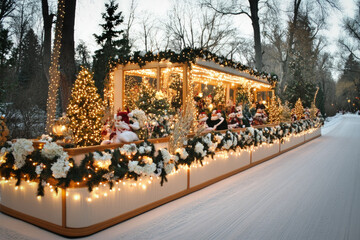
[112,48,278,86]
[0,119,323,197]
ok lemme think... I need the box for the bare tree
[202,0,263,70]
[165,0,235,54]
[0,0,15,23]
[339,0,360,60]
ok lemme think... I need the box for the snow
[1,114,360,239]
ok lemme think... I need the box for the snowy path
[1,114,360,240]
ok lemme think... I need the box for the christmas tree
[213,84,225,107]
[236,84,249,104]
[124,76,139,110]
[280,100,291,122]
[135,79,171,116]
[294,98,304,120]
[67,67,104,147]
[168,74,183,110]
[269,95,281,124]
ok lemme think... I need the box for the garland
[0,119,323,196]
[113,48,279,87]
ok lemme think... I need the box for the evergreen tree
[168,74,182,110]
[236,84,249,104]
[294,98,304,120]
[284,14,317,108]
[75,40,91,70]
[92,0,131,96]
[18,29,41,88]
[213,84,225,107]
[135,79,170,116]
[269,94,281,124]
[0,24,12,101]
[336,54,360,111]
[67,67,104,147]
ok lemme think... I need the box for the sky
[73,0,357,78]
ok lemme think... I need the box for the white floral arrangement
[11,139,34,169]
[120,143,137,156]
[41,142,65,159]
[51,155,71,179]
[93,151,112,169]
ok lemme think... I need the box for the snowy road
[1,114,360,240]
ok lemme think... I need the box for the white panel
[189,149,250,188]
[305,128,321,141]
[252,141,280,163]
[280,133,305,152]
[0,180,62,225]
[66,168,187,228]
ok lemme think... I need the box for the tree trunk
[41,0,53,83]
[249,0,262,71]
[45,0,65,133]
[59,0,76,112]
[280,0,301,93]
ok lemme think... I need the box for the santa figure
[112,111,139,143]
[100,119,113,145]
[206,110,228,131]
[228,110,239,129]
[253,109,267,125]
[196,112,213,132]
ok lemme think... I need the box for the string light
[66,67,104,147]
[45,0,66,133]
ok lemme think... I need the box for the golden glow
[66,68,104,147]
[45,0,66,133]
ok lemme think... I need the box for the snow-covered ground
[1,114,360,240]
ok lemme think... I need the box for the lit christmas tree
[294,98,304,120]
[136,79,170,116]
[168,74,183,110]
[236,84,249,104]
[269,94,281,124]
[213,84,225,107]
[280,100,291,122]
[67,67,104,147]
[124,76,139,110]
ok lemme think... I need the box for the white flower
[40,134,53,142]
[222,140,233,150]
[145,146,152,153]
[41,142,64,159]
[0,147,8,165]
[93,152,112,169]
[215,135,223,143]
[134,165,143,174]
[128,161,138,172]
[51,155,70,179]
[138,146,145,154]
[208,142,218,153]
[120,143,137,155]
[247,127,255,136]
[232,137,238,147]
[143,163,156,175]
[195,142,204,154]
[11,139,34,169]
[160,148,172,163]
[35,164,44,175]
[183,140,188,146]
[175,148,189,160]
[165,163,175,174]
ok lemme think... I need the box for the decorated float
[0,48,322,237]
